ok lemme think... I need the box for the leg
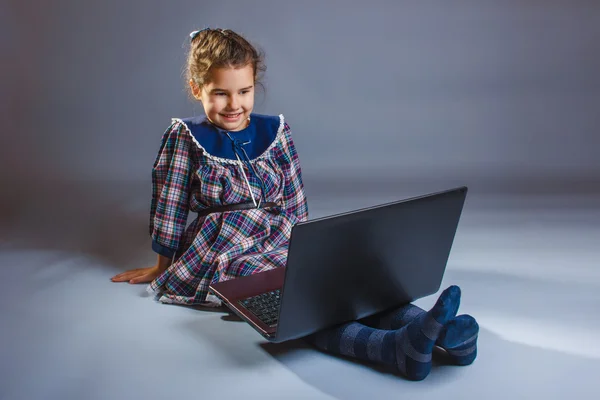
[305,286,461,381]
[361,301,479,366]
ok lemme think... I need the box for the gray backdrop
[2,2,600,399]
[2,0,599,198]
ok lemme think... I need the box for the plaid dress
[146,113,309,305]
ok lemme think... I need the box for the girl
[111,28,479,381]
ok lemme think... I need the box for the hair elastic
[189,27,210,41]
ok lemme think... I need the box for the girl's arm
[149,121,195,258]
[279,121,309,222]
[157,254,173,272]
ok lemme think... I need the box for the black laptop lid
[273,186,468,343]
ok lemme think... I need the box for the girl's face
[192,64,255,132]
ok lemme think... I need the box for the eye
[215,92,226,96]
[241,90,250,94]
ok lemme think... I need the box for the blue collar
[180,113,281,161]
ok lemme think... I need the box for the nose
[228,94,239,110]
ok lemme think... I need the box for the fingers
[111,268,149,282]
[111,266,161,284]
[112,268,144,278]
[111,272,137,282]
[129,273,154,284]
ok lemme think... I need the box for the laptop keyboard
[239,289,281,327]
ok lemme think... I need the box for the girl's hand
[111,265,163,284]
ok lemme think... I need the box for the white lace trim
[145,284,223,307]
[172,114,286,165]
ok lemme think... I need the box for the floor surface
[1,181,599,400]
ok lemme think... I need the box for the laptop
[209,186,468,343]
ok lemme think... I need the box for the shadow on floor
[1,181,159,272]
[258,328,598,400]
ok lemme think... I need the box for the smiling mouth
[221,112,242,119]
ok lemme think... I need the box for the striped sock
[307,285,461,381]
[364,303,479,365]
[437,315,478,365]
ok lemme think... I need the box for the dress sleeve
[149,121,194,258]
[278,121,309,222]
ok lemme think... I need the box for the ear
[189,80,202,100]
